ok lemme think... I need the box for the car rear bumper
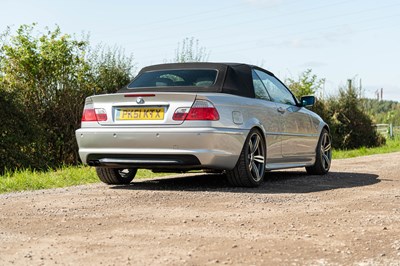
[76,127,248,170]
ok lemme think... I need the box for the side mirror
[300,95,315,107]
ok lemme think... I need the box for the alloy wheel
[118,169,135,178]
[247,132,266,182]
[321,132,332,171]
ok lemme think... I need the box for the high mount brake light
[173,100,219,121]
[124,94,156,98]
[81,108,107,122]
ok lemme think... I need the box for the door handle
[277,107,286,114]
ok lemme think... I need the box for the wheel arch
[226,125,267,187]
[250,126,267,147]
[241,119,269,163]
[243,118,268,144]
[322,123,330,134]
[314,123,331,153]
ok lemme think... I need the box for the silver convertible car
[76,63,331,187]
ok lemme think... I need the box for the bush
[327,87,385,149]
[285,70,385,150]
[0,89,49,174]
[0,24,94,167]
[173,37,209,63]
[286,69,325,99]
[89,45,135,94]
[0,24,135,173]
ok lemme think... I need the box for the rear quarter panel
[198,93,282,161]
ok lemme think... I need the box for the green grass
[2,136,400,194]
[333,136,400,159]
[0,166,168,194]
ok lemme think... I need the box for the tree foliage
[89,45,135,94]
[0,24,90,168]
[286,69,325,99]
[173,37,209,63]
[0,25,392,173]
[328,85,385,149]
[0,89,47,174]
[285,71,385,150]
[0,24,134,173]
[362,98,400,125]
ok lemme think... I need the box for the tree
[286,70,385,149]
[328,83,385,149]
[173,37,209,63]
[0,88,47,174]
[286,69,325,99]
[285,69,331,125]
[362,98,400,125]
[89,45,135,94]
[0,24,135,172]
[0,24,92,167]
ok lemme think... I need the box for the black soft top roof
[118,62,276,98]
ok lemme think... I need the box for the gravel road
[1,152,400,265]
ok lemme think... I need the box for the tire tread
[96,167,136,185]
[226,129,265,187]
[306,129,330,175]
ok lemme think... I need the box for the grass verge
[2,137,400,194]
[333,137,400,159]
[0,166,168,194]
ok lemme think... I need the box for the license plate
[117,108,164,120]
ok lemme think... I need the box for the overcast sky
[1,0,399,101]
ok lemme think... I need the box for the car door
[253,69,315,162]
[251,70,282,163]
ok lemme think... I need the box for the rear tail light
[173,100,219,121]
[172,107,191,121]
[81,108,108,122]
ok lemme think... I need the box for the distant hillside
[362,98,400,125]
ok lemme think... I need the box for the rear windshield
[127,69,218,88]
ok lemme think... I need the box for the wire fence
[375,124,399,138]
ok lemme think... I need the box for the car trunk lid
[88,92,198,126]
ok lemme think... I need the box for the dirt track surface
[1,153,400,265]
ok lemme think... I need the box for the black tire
[306,129,332,175]
[226,129,266,187]
[96,168,137,185]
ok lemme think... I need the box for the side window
[254,69,296,106]
[251,70,271,101]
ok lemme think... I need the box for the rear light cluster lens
[173,100,219,121]
[172,107,191,121]
[81,108,108,122]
